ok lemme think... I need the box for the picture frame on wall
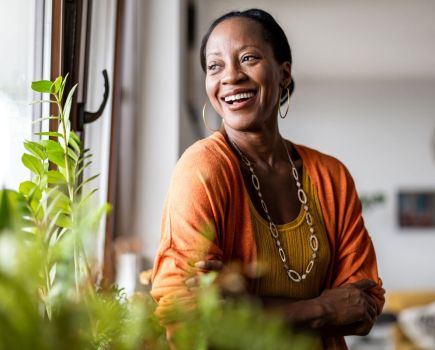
[398,191,435,228]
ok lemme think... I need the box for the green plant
[169,273,314,350]
[20,75,106,318]
[0,75,168,349]
[0,188,167,350]
[0,76,312,350]
[360,192,386,211]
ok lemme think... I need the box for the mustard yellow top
[250,166,331,299]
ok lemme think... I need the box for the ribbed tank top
[250,166,331,299]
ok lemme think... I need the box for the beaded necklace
[231,139,319,282]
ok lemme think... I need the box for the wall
[135,0,182,265]
[84,0,117,268]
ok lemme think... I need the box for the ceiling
[197,0,435,80]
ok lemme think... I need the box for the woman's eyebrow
[207,45,259,57]
[239,45,258,51]
[206,51,221,58]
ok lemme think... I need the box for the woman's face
[205,17,291,132]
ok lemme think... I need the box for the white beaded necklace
[231,138,319,283]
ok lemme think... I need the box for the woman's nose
[221,63,246,85]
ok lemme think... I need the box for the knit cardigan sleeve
[296,145,385,350]
[150,141,226,320]
[296,145,385,313]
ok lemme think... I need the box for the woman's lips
[222,92,257,111]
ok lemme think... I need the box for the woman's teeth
[224,91,255,103]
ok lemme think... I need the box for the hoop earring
[202,102,219,132]
[278,87,290,119]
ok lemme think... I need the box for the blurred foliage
[360,192,386,211]
[0,76,312,349]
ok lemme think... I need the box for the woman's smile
[221,89,257,111]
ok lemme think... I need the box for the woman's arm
[262,279,380,336]
[188,260,380,336]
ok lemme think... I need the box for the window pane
[0,0,47,189]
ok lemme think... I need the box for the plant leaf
[24,140,47,160]
[59,73,69,102]
[29,100,56,105]
[69,136,81,154]
[44,140,65,168]
[35,131,63,139]
[77,153,93,167]
[70,131,80,144]
[46,188,71,217]
[47,171,67,185]
[62,84,78,123]
[67,148,78,163]
[22,154,44,176]
[58,120,71,148]
[51,76,62,94]
[31,80,52,93]
[35,186,58,219]
[76,161,92,179]
[49,263,57,286]
[0,190,27,232]
[78,188,98,207]
[55,214,72,228]
[19,181,42,202]
[0,190,13,232]
[75,174,99,194]
[32,116,59,124]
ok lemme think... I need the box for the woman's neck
[222,126,286,170]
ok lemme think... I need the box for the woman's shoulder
[178,132,233,166]
[294,143,349,175]
[173,132,238,184]
[293,143,355,191]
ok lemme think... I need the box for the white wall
[84,0,117,267]
[135,0,182,265]
[191,0,435,291]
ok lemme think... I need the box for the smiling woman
[151,8,384,349]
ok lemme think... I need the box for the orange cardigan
[151,132,384,349]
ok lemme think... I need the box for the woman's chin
[223,119,262,133]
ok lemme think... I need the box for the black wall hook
[78,69,110,130]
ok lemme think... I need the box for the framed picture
[398,191,435,228]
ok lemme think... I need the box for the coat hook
[78,69,110,131]
[84,69,110,124]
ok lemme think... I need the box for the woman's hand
[185,260,224,292]
[185,260,254,296]
[315,279,378,335]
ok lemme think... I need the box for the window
[0,0,51,189]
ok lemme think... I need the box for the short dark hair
[200,8,294,103]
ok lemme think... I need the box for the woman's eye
[207,63,218,71]
[241,55,257,63]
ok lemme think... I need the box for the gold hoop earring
[202,103,219,132]
[279,87,290,119]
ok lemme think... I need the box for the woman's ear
[280,62,292,88]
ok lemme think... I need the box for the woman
[151,8,384,349]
